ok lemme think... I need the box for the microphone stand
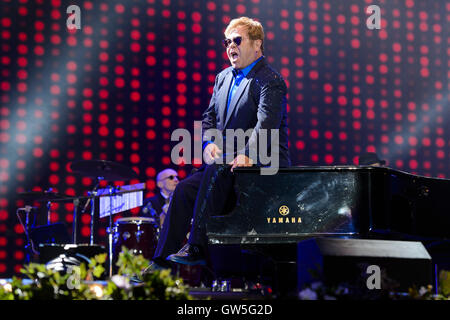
[24,207,33,263]
[107,184,118,278]
[16,206,37,264]
[46,201,51,225]
[80,179,100,245]
[72,198,79,244]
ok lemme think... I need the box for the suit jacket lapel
[218,57,266,128]
[218,72,233,130]
[224,76,250,127]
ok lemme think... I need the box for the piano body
[207,166,450,243]
[204,166,450,295]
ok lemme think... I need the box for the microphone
[81,197,92,214]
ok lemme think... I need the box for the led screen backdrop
[0,0,448,277]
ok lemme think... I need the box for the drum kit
[17,160,160,277]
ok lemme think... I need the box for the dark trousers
[153,164,234,262]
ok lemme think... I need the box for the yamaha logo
[279,205,289,216]
[267,205,302,224]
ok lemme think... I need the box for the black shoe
[167,244,206,266]
[130,275,143,284]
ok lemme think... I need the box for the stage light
[89,283,104,298]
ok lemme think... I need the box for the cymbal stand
[45,188,54,225]
[16,206,38,263]
[46,201,51,225]
[80,179,100,245]
[88,190,97,245]
[72,197,80,244]
[107,185,118,278]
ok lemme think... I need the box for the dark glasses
[222,36,243,48]
[162,175,178,181]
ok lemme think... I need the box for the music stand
[97,183,145,277]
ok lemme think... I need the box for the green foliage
[0,262,99,300]
[406,270,450,300]
[0,247,192,300]
[439,270,450,297]
[88,253,107,280]
[105,246,192,300]
[115,247,148,277]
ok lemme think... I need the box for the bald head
[156,168,179,196]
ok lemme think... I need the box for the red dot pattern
[0,0,449,276]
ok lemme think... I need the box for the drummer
[141,168,179,227]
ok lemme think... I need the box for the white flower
[299,287,318,300]
[2,283,12,292]
[418,286,428,296]
[111,275,131,290]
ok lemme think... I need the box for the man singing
[145,17,290,270]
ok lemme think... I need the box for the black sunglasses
[162,175,178,181]
[222,36,243,48]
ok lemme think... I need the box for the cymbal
[18,191,73,202]
[70,160,138,181]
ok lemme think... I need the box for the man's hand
[203,143,222,164]
[228,154,253,172]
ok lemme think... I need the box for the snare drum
[112,216,158,263]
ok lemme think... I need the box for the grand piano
[203,166,450,296]
[207,166,450,243]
